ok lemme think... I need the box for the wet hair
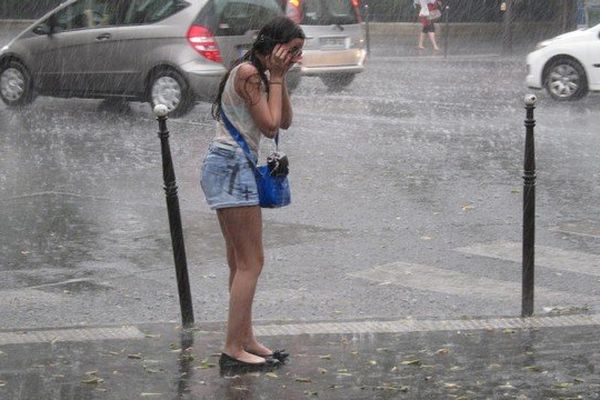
[211,16,305,120]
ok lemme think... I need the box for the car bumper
[525,49,545,89]
[299,48,367,76]
[180,60,226,102]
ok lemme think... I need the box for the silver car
[286,0,366,90]
[0,0,291,116]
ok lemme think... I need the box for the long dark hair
[211,16,305,120]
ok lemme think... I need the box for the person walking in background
[200,16,305,373]
[417,0,441,51]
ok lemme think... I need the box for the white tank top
[213,63,267,154]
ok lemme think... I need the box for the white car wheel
[0,61,34,106]
[152,76,182,113]
[149,69,193,117]
[545,58,588,101]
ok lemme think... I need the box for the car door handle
[96,33,111,41]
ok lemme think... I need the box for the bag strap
[221,110,258,168]
[221,110,280,164]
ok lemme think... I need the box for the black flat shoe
[218,353,281,373]
[247,349,289,363]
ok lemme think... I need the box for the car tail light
[187,25,222,63]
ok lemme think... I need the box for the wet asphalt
[2,319,600,399]
[1,28,600,331]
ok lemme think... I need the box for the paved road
[1,32,600,330]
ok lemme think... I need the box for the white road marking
[455,241,600,277]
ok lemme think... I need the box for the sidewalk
[2,313,600,399]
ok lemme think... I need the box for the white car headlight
[535,40,552,50]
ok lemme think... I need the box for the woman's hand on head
[268,44,292,78]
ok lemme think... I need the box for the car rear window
[194,0,283,36]
[123,0,190,24]
[287,0,358,25]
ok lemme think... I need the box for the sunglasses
[288,46,303,58]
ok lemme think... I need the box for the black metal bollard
[155,104,195,327]
[443,4,450,59]
[522,94,537,317]
[363,3,370,55]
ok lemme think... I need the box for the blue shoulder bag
[221,111,291,208]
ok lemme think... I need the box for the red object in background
[286,0,303,23]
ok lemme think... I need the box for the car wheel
[148,68,193,118]
[544,58,588,101]
[320,73,355,91]
[0,60,35,106]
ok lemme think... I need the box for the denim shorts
[200,142,259,210]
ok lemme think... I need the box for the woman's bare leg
[218,206,270,362]
[418,32,425,49]
[428,31,440,50]
[217,212,237,291]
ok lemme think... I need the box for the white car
[526,23,600,101]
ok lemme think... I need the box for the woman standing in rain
[200,16,305,373]
[417,0,441,51]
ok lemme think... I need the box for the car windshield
[287,0,358,25]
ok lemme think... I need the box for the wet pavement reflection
[1,321,600,399]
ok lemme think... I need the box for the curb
[2,313,599,345]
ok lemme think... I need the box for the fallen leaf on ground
[144,334,161,339]
[497,382,515,390]
[295,377,312,383]
[368,360,377,365]
[265,372,278,379]
[180,353,194,362]
[81,377,104,385]
[553,382,574,389]
[444,383,460,389]
[304,390,318,396]
[524,365,544,372]
[196,359,217,369]
[401,359,422,366]
[319,354,332,360]
[127,353,143,359]
[436,348,449,355]
[140,393,163,397]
